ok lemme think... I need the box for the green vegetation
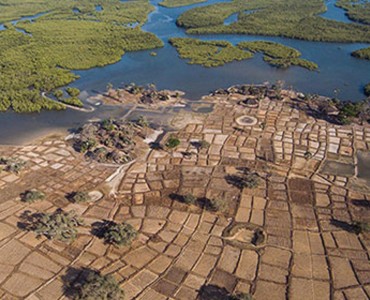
[75,119,139,164]
[160,0,206,8]
[336,0,370,25]
[165,135,181,148]
[101,221,138,246]
[352,46,370,60]
[0,0,163,113]
[206,197,228,212]
[0,157,26,173]
[336,101,365,124]
[238,41,318,70]
[54,89,64,100]
[69,191,91,203]
[199,140,210,149]
[170,38,317,70]
[0,0,153,25]
[352,221,370,234]
[29,210,83,242]
[177,0,370,43]
[66,87,80,97]
[169,38,253,67]
[71,271,125,300]
[230,293,254,300]
[183,193,197,204]
[365,83,370,96]
[61,97,84,108]
[20,190,45,203]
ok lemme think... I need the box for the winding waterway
[0,0,369,144]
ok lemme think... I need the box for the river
[0,0,369,144]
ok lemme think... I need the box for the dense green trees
[0,1,163,113]
[169,38,253,67]
[170,38,318,70]
[238,41,318,70]
[336,0,370,25]
[177,0,370,43]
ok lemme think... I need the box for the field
[177,0,370,43]
[170,38,318,70]
[0,0,163,113]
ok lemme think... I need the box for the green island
[170,38,318,70]
[169,38,253,67]
[336,0,370,25]
[351,46,370,60]
[238,41,318,70]
[176,0,370,43]
[0,0,163,113]
[160,0,206,8]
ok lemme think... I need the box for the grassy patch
[352,47,370,60]
[238,41,318,70]
[169,37,253,67]
[160,0,206,8]
[177,0,370,43]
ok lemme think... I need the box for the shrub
[69,191,91,203]
[242,172,259,189]
[102,221,137,246]
[101,119,115,131]
[0,157,26,174]
[352,221,370,234]
[199,140,210,149]
[78,139,97,153]
[136,115,149,127]
[230,293,254,300]
[21,189,45,203]
[72,271,125,300]
[304,151,312,160]
[29,210,83,242]
[61,97,84,108]
[66,87,81,97]
[166,136,180,149]
[207,197,227,212]
[183,193,197,204]
[54,89,64,99]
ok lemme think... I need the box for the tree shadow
[169,193,220,212]
[330,219,363,234]
[90,220,114,240]
[351,199,370,208]
[17,210,45,231]
[225,174,245,189]
[199,284,230,300]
